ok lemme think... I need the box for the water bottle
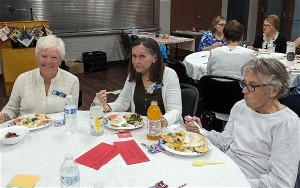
[64,95,77,134]
[90,98,104,136]
[60,153,80,188]
[266,42,275,53]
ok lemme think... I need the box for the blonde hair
[211,16,226,33]
[265,15,280,30]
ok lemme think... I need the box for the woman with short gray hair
[185,58,299,187]
[0,35,79,123]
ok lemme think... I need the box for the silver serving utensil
[106,89,122,95]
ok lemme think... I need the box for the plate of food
[103,113,145,130]
[10,114,54,131]
[160,130,212,156]
[286,65,300,72]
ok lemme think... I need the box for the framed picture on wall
[31,26,44,40]
[8,28,22,43]
[17,30,34,47]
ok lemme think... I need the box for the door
[170,0,198,32]
[196,0,222,30]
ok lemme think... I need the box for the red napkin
[114,140,150,165]
[75,143,119,170]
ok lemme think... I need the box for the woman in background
[250,15,287,53]
[97,38,182,127]
[0,35,79,123]
[198,16,227,51]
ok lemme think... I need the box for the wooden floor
[0,63,128,111]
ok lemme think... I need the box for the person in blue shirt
[198,16,227,51]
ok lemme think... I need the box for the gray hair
[241,58,289,99]
[35,35,65,59]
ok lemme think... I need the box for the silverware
[106,89,122,95]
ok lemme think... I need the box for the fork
[106,89,122,95]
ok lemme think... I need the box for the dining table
[183,51,300,87]
[133,32,195,59]
[0,111,251,187]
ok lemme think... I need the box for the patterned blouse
[198,30,226,51]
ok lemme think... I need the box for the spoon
[106,89,122,95]
[192,161,225,166]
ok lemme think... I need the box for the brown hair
[211,16,227,33]
[265,15,280,30]
[128,37,165,83]
[223,20,244,42]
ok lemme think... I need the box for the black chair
[120,32,132,66]
[131,35,139,43]
[78,90,82,108]
[197,75,244,119]
[180,83,199,118]
[164,58,190,84]
[280,94,300,117]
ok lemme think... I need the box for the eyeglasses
[263,24,272,28]
[239,80,272,92]
[217,23,226,27]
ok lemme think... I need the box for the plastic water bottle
[90,98,104,136]
[64,95,77,133]
[60,153,80,188]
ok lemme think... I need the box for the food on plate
[123,113,142,125]
[287,66,300,71]
[107,113,143,127]
[258,49,267,53]
[5,132,19,138]
[12,114,53,128]
[162,34,169,39]
[161,130,210,153]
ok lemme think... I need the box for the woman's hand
[161,117,168,128]
[96,90,111,112]
[0,113,9,124]
[184,115,202,134]
[210,42,222,50]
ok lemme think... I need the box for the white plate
[10,114,53,131]
[160,132,212,156]
[103,113,145,130]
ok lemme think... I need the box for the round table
[1,111,251,187]
[183,51,300,87]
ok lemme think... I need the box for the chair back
[198,75,243,115]
[131,35,139,43]
[120,32,131,52]
[164,58,190,84]
[180,83,199,118]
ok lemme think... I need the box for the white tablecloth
[183,51,210,80]
[183,51,300,87]
[1,111,251,187]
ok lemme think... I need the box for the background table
[1,111,251,187]
[183,51,300,87]
[183,51,210,80]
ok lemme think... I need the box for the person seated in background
[97,38,182,127]
[185,58,299,187]
[207,20,256,79]
[0,35,80,123]
[248,14,287,53]
[206,20,256,121]
[198,16,227,51]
